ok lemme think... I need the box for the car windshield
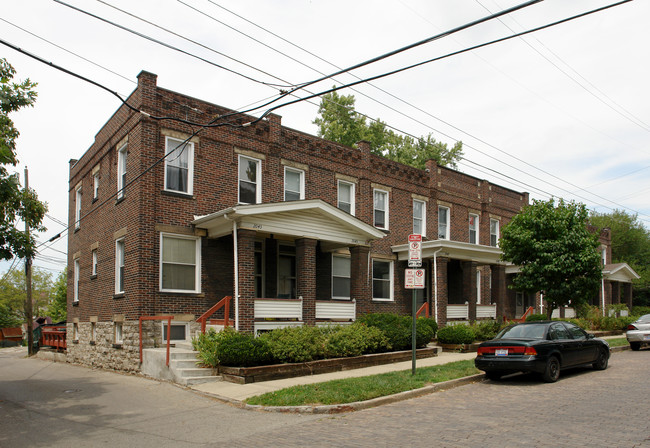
[496,324,547,340]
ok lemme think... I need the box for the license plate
[644,335,650,341]
[495,349,508,356]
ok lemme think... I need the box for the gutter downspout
[432,248,442,324]
[225,214,239,331]
[601,276,606,317]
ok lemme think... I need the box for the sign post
[406,234,423,375]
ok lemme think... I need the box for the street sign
[405,268,425,289]
[408,234,422,263]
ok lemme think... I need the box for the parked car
[475,321,610,383]
[626,314,650,351]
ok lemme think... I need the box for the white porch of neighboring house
[600,263,640,310]
[393,239,505,325]
[192,199,385,333]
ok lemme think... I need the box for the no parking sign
[405,268,425,289]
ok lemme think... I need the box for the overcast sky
[2,0,649,276]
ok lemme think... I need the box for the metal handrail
[139,316,173,366]
[196,296,232,333]
[416,302,430,318]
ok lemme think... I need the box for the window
[91,249,98,276]
[90,322,96,342]
[162,322,189,342]
[548,323,570,340]
[490,219,499,247]
[164,137,194,194]
[373,189,389,229]
[114,322,123,345]
[438,206,449,239]
[73,259,79,303]
[238,155,261,204]
[372,259,393,301]
[601,247,607,266]
[115,238,125,294]
[284,167,304,201]
[337,180,355,215]
[73,322,79,341]
[75,185,82,229]
[413,199,426,236]
[117,143,127,199]
[93,172,99,200]
[332,255,351,299]
[469,213,479,244]
[160,234,200,293]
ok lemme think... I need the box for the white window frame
[117,142,127,200]
[114,322,123,345]
[490,218,500,247]
[337,180,355,215]
[115,237,125,294]
[438,206,450,240]
[601,247,607,266]
[413,199,426,237]
[476,270,481,304]
[93,172,99,200]
[372,259,393,301]
[91,249,98,276]
[238,155,262,204]
[331,254,351,300]
[284,166,305,201]
[73,259,80,303]
[75,185,82,229]
[164,136,194,195]
[73,322,79,341]
[469,213,479,245]
[161,321,190,342]
[373,189,389,230]
[159,233,201,293]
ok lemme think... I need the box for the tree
[0,58,47,260]
[500,198,602,318]
[48,270,67,322]
[0,267,53,321]
[313,89,463,170]
[589,210,650,306]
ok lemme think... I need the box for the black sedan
[475,321,610,382]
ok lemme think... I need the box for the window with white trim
[413,199,426,236]
[438,206,449,240]
[284,167,304,201]
[601,247,607,266]
[337,180,355,215]
[238,155,261,204]
[332,255,351,299]
[490,219,499,247]
[93,172,99,200]
[114,322,123,345]
[117,143,127,199]
[373,189,389,229]
[73,322,79,341]
[115,238,125,294]
[372,259,393,301]
[162,321,189,342]
[91,249,98,276]
[160,234,201,293]
[469,213,479,244]
[75,185,82,229]
[164,137,194,195]
[73,259,79,303]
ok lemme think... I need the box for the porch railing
[40,325,66,351]
[551,307,576,319]
[196,296,233,333]
[254,298,303,320]
[316,299,356,321]
[447,304,469,320]
[416,302,429,318]
[476,304,497,319]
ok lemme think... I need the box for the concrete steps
[141,347,222,386]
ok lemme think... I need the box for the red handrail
[196,296,232,333]
[139,316,173,366]
[416,302,430,318]
[506,306,535,323]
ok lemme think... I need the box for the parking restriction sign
[408,234,422,267]
[405,269,425,289]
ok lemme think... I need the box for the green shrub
[525,313,548,322]
[437,324,475,345]
[357,313,435,350]
[192,328,272,367]
[631,306,650,317]
[471,320,502,341]
[417,317,438,339]
[260,325,326,363]
[565,318,591,330]
[324,323,390,358]
[192,329,220,367]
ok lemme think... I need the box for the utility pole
[24,166,34,356]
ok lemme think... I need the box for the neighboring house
[65,71,633,372]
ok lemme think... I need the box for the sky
[1,0,649,276]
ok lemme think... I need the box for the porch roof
[603,263,640,283]
[392,239,505,265]
[192,199,386,247]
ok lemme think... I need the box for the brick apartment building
[66,71,637,371]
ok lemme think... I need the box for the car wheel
[593,347,608,370]
[486,371,502,381]
[542,356,560,383]
[630,342,641,351]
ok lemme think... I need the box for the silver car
[626,314,650,351]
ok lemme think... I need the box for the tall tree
[0,58,47,260]
[48,270,67,322]
[313,89,463,169]
[0,267,53,320]
[500,198,602,318]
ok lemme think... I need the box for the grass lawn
[244,360,479,407]
[605,337,629,348]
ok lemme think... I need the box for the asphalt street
[1,347,649,447]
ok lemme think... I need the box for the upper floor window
[372,259,393,301]
[284,167,304,201]
[75,185,82,229]
[601,247,607,266]
[93,172,99,200]
[373,189,389,229]
[117,143,127,199]
[115,238,125,294]
[238,155,261,204]
[413,199,426,236]
[73,258,80,303]
[438,206,449,240]
[91,249,98,276]
[337,180,355,215]
[164,137,194,195]
[160,234,201,293]
[332,255,351,300]
[490,219,499,247]
[469,213,479,244]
